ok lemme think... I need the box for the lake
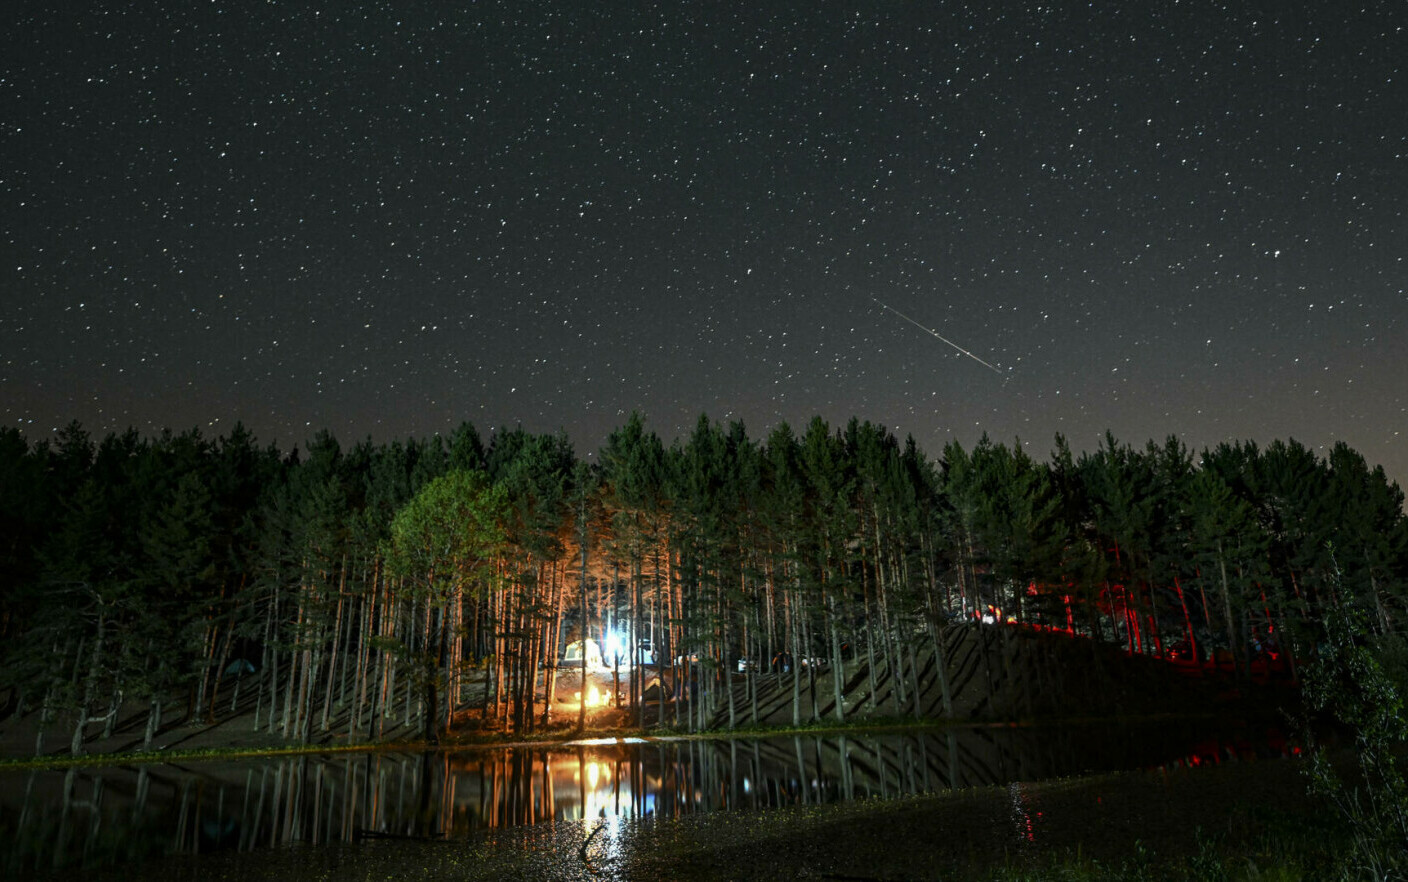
[0,718,1297,878]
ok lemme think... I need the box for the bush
[1301,602,1408,881]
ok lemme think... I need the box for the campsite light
[604,629,627,668]
[573,685,606,709]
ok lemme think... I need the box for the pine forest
[2,414,1405,755]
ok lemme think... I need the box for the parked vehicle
[1164,639,1197,662]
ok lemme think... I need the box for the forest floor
[0,628,1302,765]
[0,697,308,762]
[0,679,699,763]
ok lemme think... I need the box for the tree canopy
[1,418,1404,748]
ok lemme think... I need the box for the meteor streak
[871,298,1004,376]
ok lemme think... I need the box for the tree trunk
[70,610,108,756]
[577,530,589,734]
[1216,543,1239,677]
[1173,576,1199,663]
[542,563,563,729]
[827,595,846,724]
[142,693,163,750]
[207,614,235,724]
[320,569,347,732]
[101,682,121,739]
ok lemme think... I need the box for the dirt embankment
[1,626,1297,762]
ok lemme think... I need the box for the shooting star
[871,298,1005,377]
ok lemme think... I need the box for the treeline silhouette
[1,414,1403,752]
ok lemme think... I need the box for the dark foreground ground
[75,755,1333,882]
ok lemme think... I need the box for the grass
[974,781,1402,882]
[0,740,386,771]
[0,704,1271,772]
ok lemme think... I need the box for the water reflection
[0,720,1296,876]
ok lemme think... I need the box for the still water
[0,720,1294,877]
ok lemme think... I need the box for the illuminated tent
[563,638,605,671]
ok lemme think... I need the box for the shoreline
[0,707,1260,771]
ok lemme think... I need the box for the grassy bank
[1,707,1256,772]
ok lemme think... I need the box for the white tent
[563,638,605,671]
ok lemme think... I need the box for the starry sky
[4,2,1405,484]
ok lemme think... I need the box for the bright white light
[604,629,628,667]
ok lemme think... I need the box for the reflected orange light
[582,760,612,789]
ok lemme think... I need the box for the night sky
[4,3,1405,484]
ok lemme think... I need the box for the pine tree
[387,469,506,743]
